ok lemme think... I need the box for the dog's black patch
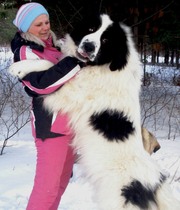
[71,14,102,46]
[121,180,157,209]
[99,22,129,71]
[89,109,135,142]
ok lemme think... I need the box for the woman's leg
[26,135,75,210]
[50,141,75,210]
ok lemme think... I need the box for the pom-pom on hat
[13,3,49,32]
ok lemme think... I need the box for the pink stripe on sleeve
[22,65,81,95]
[20,46,28,60]
[22,80,62,94]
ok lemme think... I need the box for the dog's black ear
[109,23,129,71]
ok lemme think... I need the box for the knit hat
[13,3,49,32]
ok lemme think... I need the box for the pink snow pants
[26,134,75,210]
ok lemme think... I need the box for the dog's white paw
[8,60,54,79]
[8,62,28,79]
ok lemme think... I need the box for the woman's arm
[22,56,82,95]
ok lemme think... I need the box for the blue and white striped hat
[13,3,49,32]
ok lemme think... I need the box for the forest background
[0,0,180,66]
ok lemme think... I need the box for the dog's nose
[83,42,95,53]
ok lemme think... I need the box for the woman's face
[28,14,51,40]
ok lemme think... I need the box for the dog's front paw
[8,63,26,79]
[8,60,32,79]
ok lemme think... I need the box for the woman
[11,3,83,210]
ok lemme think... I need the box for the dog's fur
[9,14,179,210]
[75,127,160,165]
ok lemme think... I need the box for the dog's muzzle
[77,41,96,61]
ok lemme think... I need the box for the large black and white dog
[9,14,180,210]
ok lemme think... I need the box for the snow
[0,48,180,209]
[0,137,97,210]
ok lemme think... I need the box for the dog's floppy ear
[109,23,129,71]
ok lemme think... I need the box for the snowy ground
[0,48,180,209]
[0,124,97,210]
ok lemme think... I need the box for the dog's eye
[102,38,108,44]
[89,27,95,32]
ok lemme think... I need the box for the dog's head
[63,14,131,71]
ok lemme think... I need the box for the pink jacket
[11,32,82,140]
